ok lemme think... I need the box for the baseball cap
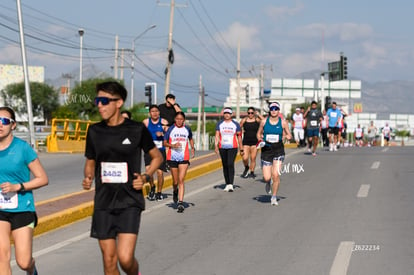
[295,107,300,111]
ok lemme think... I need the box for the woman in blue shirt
[0,106,48,275]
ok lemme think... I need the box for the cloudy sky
[1,0,412,106]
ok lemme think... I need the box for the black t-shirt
[158,103,177,126]
[85,119,155,210]
[306,108,323,129]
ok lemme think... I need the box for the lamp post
[78,28,84,85]
[130,24,156,108]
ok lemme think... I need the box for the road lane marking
[381,147,389,153]
[330,241,355,275]
[357,184,370,198]
[371,161,380,169]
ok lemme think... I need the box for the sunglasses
[247,112,254,114]
[94,97,121,106]
[0,117,15,125]
[269,107,280,111]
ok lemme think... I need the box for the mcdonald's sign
[353,103,363,113]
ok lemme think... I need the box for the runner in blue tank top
[257,102,292,206]
[143,105,169,201]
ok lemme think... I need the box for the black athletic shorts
[328,127,339,135]
[144,150,167,172]
[167,160,190,168]
[0,211,38,230]
[90,207,142,239]
[260,142,285,163]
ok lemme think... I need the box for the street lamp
[78,28,84,85]
[130,24,156,108]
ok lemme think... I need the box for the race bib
[310,120,317,126]
[101,162,128,183]
[330,112,337,118]
[222,135,233,145]
[266,134,279,143]
[0,191,18,209]
[154,140,163,148]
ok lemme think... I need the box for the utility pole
[16,0,35,148]
[236,40,241,120]
[158,0,187,97]
[196,75,202,150]
[114,35,119,79]
[251,64,272,112]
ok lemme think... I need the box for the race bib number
[222,135,233,145]
[310,120,317,127]
[0,192,18,209]
[330,112,337,118]
[154,140,163,148]
[266,134,279,143]
[101,162,128,183]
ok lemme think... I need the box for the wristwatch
[142,173,151,183]
[19,183,25,192]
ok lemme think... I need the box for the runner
[164,111,195,213]
[0,107,48,275]
[82,81,163,275]
[292,107,305,148]
[382,122,392,146]
[367,121,377,147]
[320,110,329,147]
[215,107,244,192]
[303,101,323,156]
[158,93,182,127]
[354,124,364,147]
[239,107,263,178]
[327,101,342,152]
[257,102,292,206]
[143,105,169,201]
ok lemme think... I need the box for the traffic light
[144,85,152,108]
[340,55,348,80]
[245,85,249,103]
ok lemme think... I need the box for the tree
[1,81,59,122]
[63,77,123,120]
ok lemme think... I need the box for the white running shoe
[329,144,333,152]
[224,184,234,192]
[271,196,278,206]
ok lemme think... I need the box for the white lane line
[381,147,389,153]
[357,184,370,198]
[11,231,91,267]
[330,241,355,275]
[371,161,380,169]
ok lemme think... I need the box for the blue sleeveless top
[263,117,283,145]
[147,119,165,150]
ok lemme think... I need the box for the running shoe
[312,152,317,157]
[148,185,156,201]
[177,202,185,213]
[265,180,272,194]
[249,172,256,178]
[307,148,312,153]
[334,146,338,152]
[329,144,333,152]
[271,196,278,206]
[224,184,234,192]
[241,167,249,178]
[173,189,178,203]
[27,265,38,275]
[156,192,163,201]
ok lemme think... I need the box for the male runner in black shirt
[82,81,162,275]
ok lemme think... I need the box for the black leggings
[219,148,238,186]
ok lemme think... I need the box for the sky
[1,0,413,107]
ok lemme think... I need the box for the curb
[34,153,242,236]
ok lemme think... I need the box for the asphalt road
[12,146,414,275]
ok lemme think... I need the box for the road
[12,146,414,275]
